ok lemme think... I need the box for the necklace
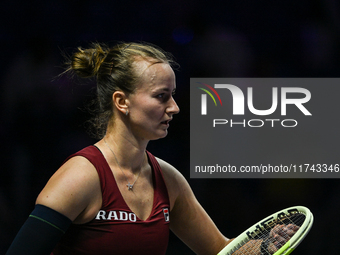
[103,138,143,191]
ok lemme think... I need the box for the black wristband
[6,204,72,255]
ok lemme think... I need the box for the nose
[167,96,180,115]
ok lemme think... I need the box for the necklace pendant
[127,183,133,190]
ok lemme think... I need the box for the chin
[151,130,168,140]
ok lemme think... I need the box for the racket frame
[218,206,313,255]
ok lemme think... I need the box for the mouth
[161,118,172,125]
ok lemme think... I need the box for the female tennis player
[6,42,295,255]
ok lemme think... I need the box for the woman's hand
[267,224,299,253]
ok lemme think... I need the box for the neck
[100,131,148,173]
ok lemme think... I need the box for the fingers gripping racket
[218,206,313,255]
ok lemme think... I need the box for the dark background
[1,0,340,254]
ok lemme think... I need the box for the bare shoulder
[155,157,191,210]
[155,157,184,183]
[36,156,102,222]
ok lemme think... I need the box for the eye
[157,93,165,98]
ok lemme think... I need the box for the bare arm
[157,158,299,255]
[36,156,102,223]
[158,158,230,255]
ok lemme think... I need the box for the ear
[112,91,129,115]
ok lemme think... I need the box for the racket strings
[230,213,306,255]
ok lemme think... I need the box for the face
[126,61,180,141]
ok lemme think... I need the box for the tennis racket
[218,206,313,255]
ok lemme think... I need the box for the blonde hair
[65,42,177,138]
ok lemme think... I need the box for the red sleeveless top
[52,146,170,255]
